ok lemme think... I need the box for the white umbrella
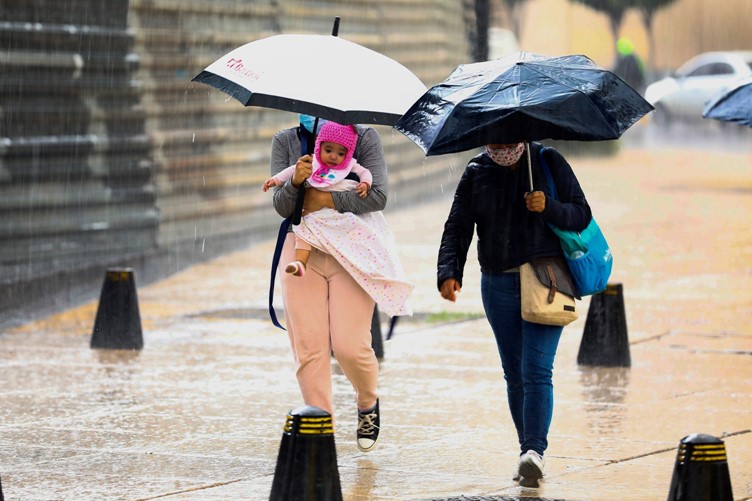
[193,20,427,226]
[192,32,427,126]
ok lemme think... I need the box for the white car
[645,51,752,124]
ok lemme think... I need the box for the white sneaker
[518,450,545,482]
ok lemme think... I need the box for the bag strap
[267,130,312,330]
[386,316,399,340]
[268,217,291,330]
[538,147,564,242]
[298,126,310,158]
[291,127,312,226]
[545,264,557,303]
[538,147,559,201]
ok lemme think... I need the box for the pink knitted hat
[314,122,358,170]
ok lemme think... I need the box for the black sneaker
[356,399,380,452]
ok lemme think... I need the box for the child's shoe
[285,261,306,277]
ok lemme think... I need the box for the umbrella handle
[292,117,319,226]
[526,142,533,192]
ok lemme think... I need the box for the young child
[263,122,372,277]
[263,121,413,317]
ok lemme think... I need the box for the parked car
[645,51,752,124]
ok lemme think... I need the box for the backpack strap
[292,122,322,225]
[267,128,312,330]
[268,217,291,330]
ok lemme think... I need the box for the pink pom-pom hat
[314,122,358,170]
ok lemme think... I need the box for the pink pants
[280,233,379,417]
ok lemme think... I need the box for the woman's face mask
[486,143,525,166]
[299,114,327,133]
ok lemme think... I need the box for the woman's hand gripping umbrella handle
[292,117,319,225]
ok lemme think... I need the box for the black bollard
[269,406,342,501]
[90,268,144,350]
[667,433,734,501]
[0,474,4,501]
[577,283,630,367]
[370,306,384,360]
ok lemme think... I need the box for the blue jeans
[481,272,563,456]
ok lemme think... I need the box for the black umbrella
[703,76,752,128]
[394,51,653,157]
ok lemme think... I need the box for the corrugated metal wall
[1,0,471,325]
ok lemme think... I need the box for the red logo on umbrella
[225,58,262,80]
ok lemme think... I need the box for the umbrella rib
[521,64,622,136]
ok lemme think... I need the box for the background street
[1,132,751,500]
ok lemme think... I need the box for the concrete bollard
[667,433,734,501]
[269,406,342,501]
[577,283,630,367]
[90,268,144,350]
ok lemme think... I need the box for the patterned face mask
[485,143,525,166]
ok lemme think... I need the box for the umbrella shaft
[526,142,533,192]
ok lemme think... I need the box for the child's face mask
[486,143,525,166]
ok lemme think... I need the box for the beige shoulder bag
[520,257,579,326]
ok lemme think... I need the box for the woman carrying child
[267,118,412,452]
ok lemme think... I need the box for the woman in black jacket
[437,142,591,486]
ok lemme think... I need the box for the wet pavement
[1,139,752,500]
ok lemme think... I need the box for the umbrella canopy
[394,51,654,156]
[702,76,752,127]
[192,33,427,126]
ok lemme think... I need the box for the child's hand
[356,182,369,198]
[262,178,277,192]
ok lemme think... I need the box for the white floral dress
[294,180,413,317]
